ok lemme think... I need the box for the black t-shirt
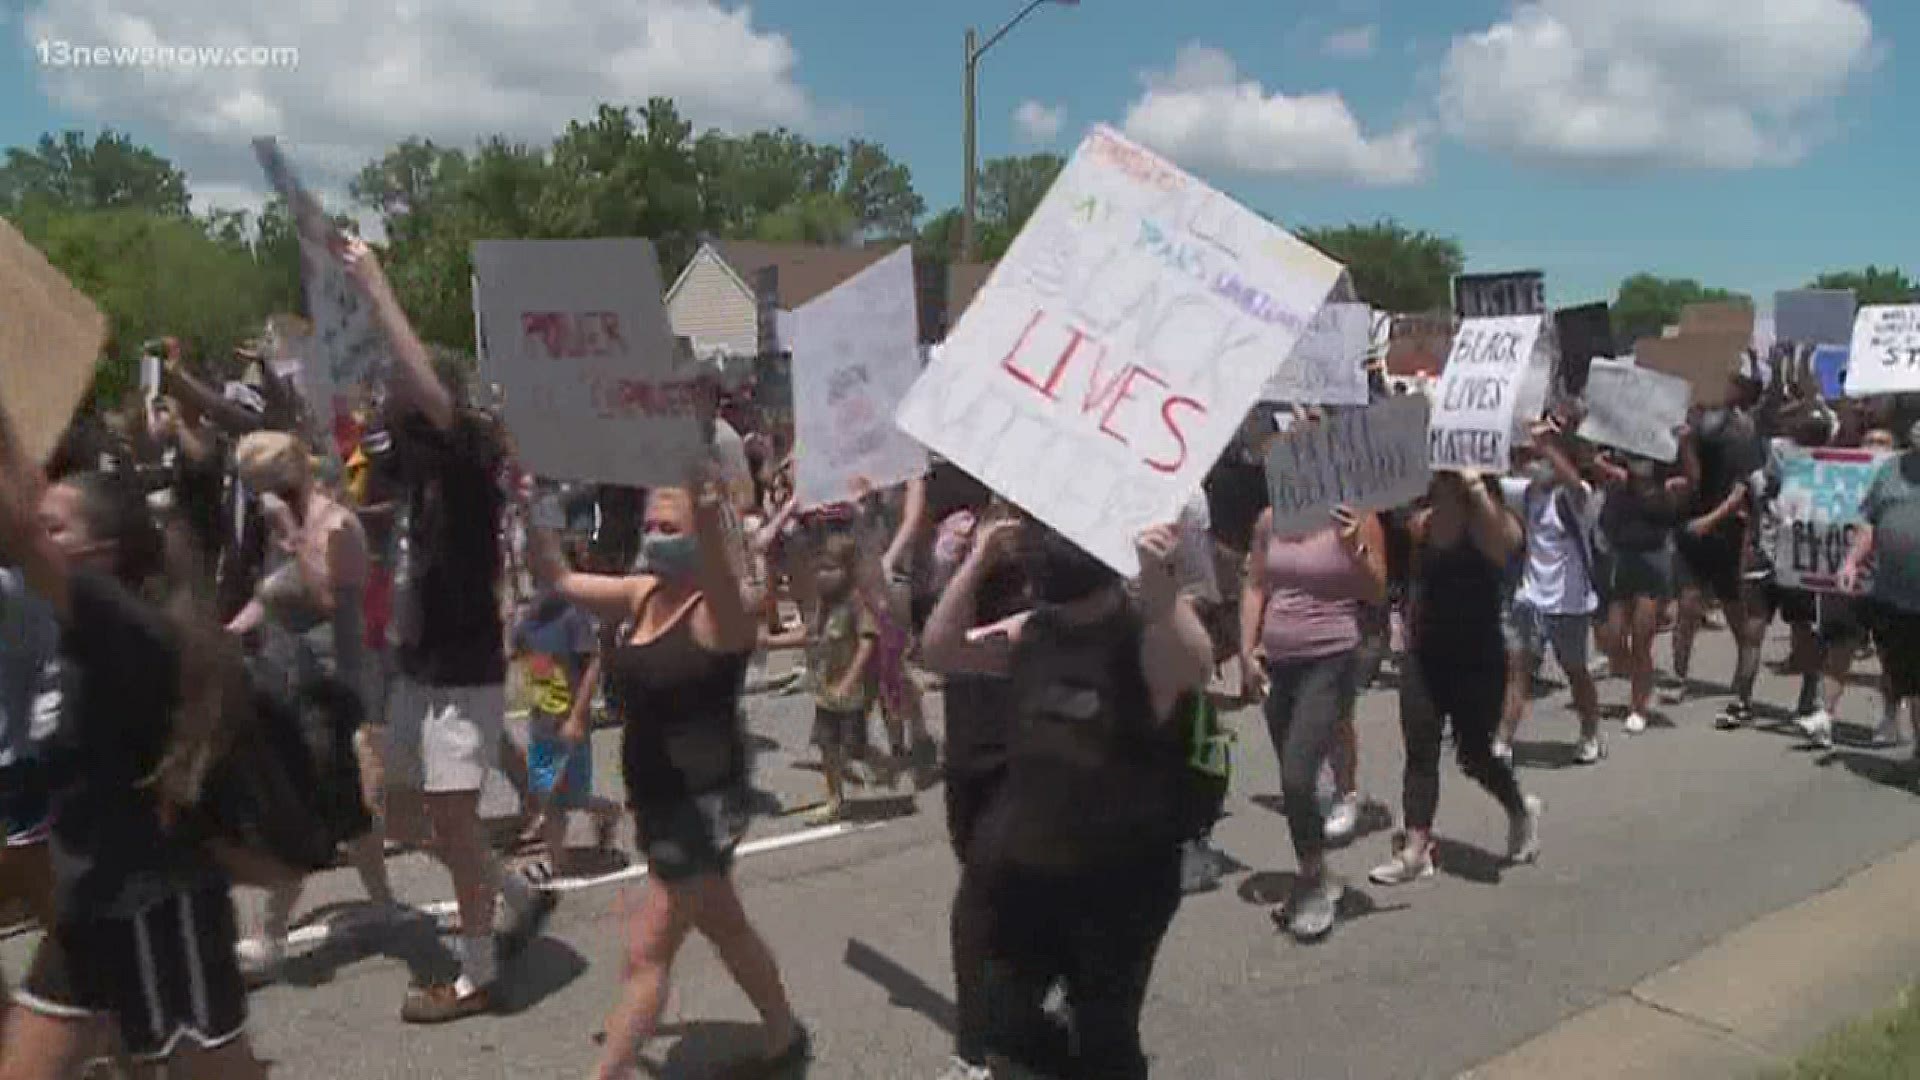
[44,571,219,920]
[942,561,1030,777]
[1603,462,1684,553]
[1204,453,1267,555]
[170,439,228,573]
[1692,410,1763,530]
[393,410,506,686]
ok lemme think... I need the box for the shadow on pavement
[642,1020,813,1079]
[492,935,591,1016]
[1822,749,1919,794]
[1237,871,1407,932]
[276,902,452,990]
[1509,740,1580,769]
[1432,837,1505,885]
[843,938,956,1035]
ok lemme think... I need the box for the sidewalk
[1465,834,1920,1079]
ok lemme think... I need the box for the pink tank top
[1261,527,1365,661]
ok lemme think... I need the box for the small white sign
[1578,359,1692,464]
[1261,302,1371,405]
[1844,305,1920,397]
[1426,314,1545,473]
[1265,395,1431,539]
[790,247,929,507]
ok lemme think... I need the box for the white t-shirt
[1501,476,1598,616]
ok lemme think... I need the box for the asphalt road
[7,630,1917,1079]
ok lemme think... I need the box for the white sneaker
[1798,710,1835,750]
[1574,736,1606,765]
[236,936,285,986]
[1871,714,1909,749]
[935,1057,993,1080]
[1492,740,1513,765]
[1369,841,1436,886]
[1658,681,1686,705]
[1324,793,1362,844]
[1507,795,1543,864]
[1624,712,1648,735]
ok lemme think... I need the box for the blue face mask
[639,531,699,577]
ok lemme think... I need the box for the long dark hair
[60,471,252,817]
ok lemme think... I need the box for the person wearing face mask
[529,469,808,1079]
[1495,411,1606,765]
[221,430,400,985]
[1240,462,1388,942]
[1839,421,1920,759]
[922,517,1213,1080]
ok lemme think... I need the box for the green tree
[915,207,963,261]
[1809,266,1917,305]
[839,139,924,240]
[0,129,191,216]
[975,153,1064,259]
[752,191,858,245]
[1295,220,1464,313]
[1612,274,1747,346]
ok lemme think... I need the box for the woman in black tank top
[1370,472,1542,888]
[529,478,807,1077]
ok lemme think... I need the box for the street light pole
[961,0,1072,264]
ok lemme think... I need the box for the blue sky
[1,0,1908,307]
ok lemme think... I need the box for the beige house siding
[666,245,758,358]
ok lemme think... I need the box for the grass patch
[1771,985,1920,1079]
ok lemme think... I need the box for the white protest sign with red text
[893,125,1344,575]
[472,238,702,487]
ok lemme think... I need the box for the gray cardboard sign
[1774,289,1856,347]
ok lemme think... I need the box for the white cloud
[23,0,824,215]
[1013,99,1065,145]
[1438,0,1876,169]
[1322,24,1377,58]
[1121,43,1427,186]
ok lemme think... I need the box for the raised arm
[921,516,1023,676]
[1135,525,1213,720]
[1461,474,1522,564]
[340,237,454,432]
[881,472,931,582]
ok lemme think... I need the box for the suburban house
[664,239,994,358]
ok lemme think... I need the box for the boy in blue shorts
[512,590,621,878]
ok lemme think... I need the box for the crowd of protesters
[1,228,1918,1080]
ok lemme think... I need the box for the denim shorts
[1502,599,1591,669]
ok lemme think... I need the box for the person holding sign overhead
[1372,470,1541,886]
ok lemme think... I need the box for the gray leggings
[1263,651,1358,862]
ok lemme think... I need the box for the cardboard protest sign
[1636,331,1746,407]
[892,124,1344,576]
[1454,271,1545,319]
[1578,359,1691,463]
[1771,447,1889,595]
[1553,303,1612,396]
[1775,289,1856,346]
[1844,305,1920,397]
[471,238,702,487]
[1427,315,1545,473]
[790,247,928,507]
[1261,301,1371,405]
[1266,395,1430,538]
[0,217,108,463]
[1813,345,1849,399]
[1678,302,1755,338]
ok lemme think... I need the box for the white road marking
[271,819,885,951]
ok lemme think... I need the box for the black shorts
[1675,533,1743,606]
[812,706,871,756]
[1742,578,1818,627]
[1868,603,1920,699]
[1610,547,1675,602]
[20,884,247,1062]
[634,788,750,884]
[1814,594,1871,649]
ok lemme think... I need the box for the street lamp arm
[972,0,1053,63]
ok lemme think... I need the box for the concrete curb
[1463,837,1920,1079]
